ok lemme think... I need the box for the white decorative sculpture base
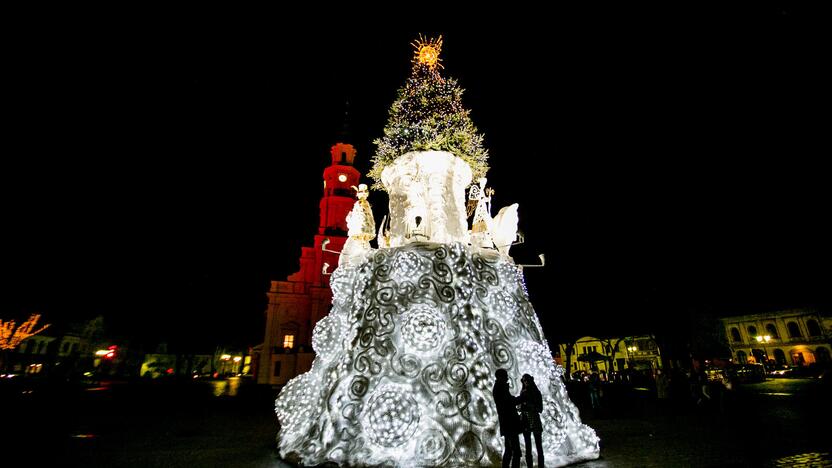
[380,151,472,247]
[276,243,600,467]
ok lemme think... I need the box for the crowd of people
[565,366,737,415]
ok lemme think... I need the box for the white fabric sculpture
[340,184,375,267]
[276,152,599,468]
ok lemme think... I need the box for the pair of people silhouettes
[493,369,544,468]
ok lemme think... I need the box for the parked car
[767,366,792,378]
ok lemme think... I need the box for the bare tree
[599,336,627,373]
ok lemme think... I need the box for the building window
[273,362,282,377]
[730,328,741,342]
[747,325,757,337]
[62,342,70,353]
[737,350,747,363]
[765,324,779,339]
[806,319,821,337]
[71,343,79,353]
[773,349,786,365]
[787,322,801,338]
[283,335,295,349]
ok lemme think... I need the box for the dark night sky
[3,5,829,351]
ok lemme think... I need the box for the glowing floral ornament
[363,385,421,448]
[412,34,443,70]
[312,314,342,362]
[275,372,323,447]
[402,306,447,352]
[391,250,423,281]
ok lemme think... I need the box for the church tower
[256,137,363,385]
[319,142,360,234]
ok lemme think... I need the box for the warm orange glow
[412,35,443,69]
[0,314,50,350]
[283,334,295,349]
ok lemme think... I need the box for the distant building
[721,309,831,367]
[140,353,214,378]
[15,334,56,375]
[556,335,663,376]
[256,140,361,385]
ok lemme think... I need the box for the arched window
[747,325,758,337]
[737,351,747,363]
[730,327,741,342]
[787,322,802,338]
[806,319,821,337]
[766,323,779,338]
[773,349,786,365]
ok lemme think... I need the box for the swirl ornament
[364,386,421,448]
[402,306,447,352]
[415,429,452,465]
[541,398,568,452]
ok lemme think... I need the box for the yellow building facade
[721,309,831,367]
[556,335,663,377]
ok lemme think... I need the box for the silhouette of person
[518,374,545,468]
[493,368,521,468]
[588,372,601,409]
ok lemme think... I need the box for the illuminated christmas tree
[275,36,599,467]
[369,35,488,189]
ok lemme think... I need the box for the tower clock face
[338,174,347,183]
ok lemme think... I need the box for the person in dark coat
[493,368,521,468]
[517,374,545,468]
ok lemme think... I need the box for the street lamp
[625,344,638,374]
[755,335,772,368]
[220,354,231,376]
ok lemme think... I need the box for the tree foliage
[0,314,50,350]
[370,63,488,189]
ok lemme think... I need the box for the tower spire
[336,100,351,144]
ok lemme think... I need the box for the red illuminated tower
[320,142,361,234]
[256,139,363,385]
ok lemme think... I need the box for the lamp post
[755,335,771,369]
[220,354,231,376]
[627,345,638,366]
[625,344,638,381]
